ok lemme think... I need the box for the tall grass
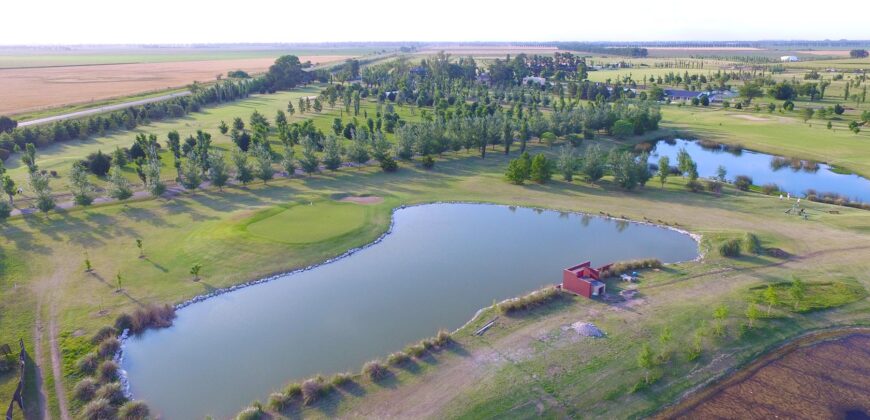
[497,286,560,314]
[117,400,151,420]
[599,259,663,278]
[362,360,388,381]
[114,304,176,334]
[73,377,98,402]
[718,239,742,257]
[742,233,763,254]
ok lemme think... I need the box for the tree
[313,98,323,113]
[0,116,17,133]
[789,277,806,311]
[712,304,728,337]
[83,150,112,176]
[763,284,779,316]
[299,136,320,175]
[581,144,606,182]
[323,136,341,171]
[179,157,202,190]
[611,119,633,138]
[505,153,531,184]
[833,103,845,115]
[801,107,814,122]
[112,147,128,168]
[637,343,654,384]
[231,150,254,185]
[738,83,763,103]
[21,143,38,173]
[850,49,869,58]
[716,165,727,182]
[347,136,370,167]
[251,143,275,184]
[190,263,202,281]
[556,146,578,181]
[2,174,15,205]
[286,101,295,116]
[108,165,132,201]
[136,239,144,258]
[529,153,553,184]
[166,130,182,180]
[30,171,55,214]
[218,120,229,135]
[144,143,165,198]
[69,163,94,206]
[656,156,670,187]
[745,300,760,329]
[207,152,229,191]
[116,272,123,292]
[658,326,672,361]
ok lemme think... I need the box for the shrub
[95,382,126,405]
[761,183,779,195]
[81,151,112,176]
[330,372,353,387]
[434,329,452,346]
[718,239,742,257]
[77,353,100,374]
[0,148,9,161]
[379,155,398,172]
[567,133,583,147]
[267,391,293,411]
[734,175,753,191]
[498,286,560,314]
[529,153,553,184]
[117,400,151,420]
[685,179,704,192]
[91,326,117,345]
[706,180,723,194]
[386,351,410,366]
[362,360,388,381]
[97,337,121,358]
[285,383,302,398]
[73,377,98,402]
[419,338,435,350]
[405,343,426,358]
[599,259,663,278]
[81,398,117,420]
[97,360,119,383]
[127,304,176,334]
[0,201,10,221]
[301,377,327,405]
[420,155,435,169]
[114,313,134,332]
[742,233,763,254]
[236,406,264,420]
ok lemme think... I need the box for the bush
[81,398,117,420]
[125,304,176,334]
[0,201,10,221]
[301,376,328,405]
[379,155,398,172]
[761,183,779,195]
[0,148,9,161]
[117,400,151,420]
[718,239,742,257]
[742,233,763,254]
[685,179,704,192]
[434,329,452,346]
[91,326,117,345]
[498,286,560,314]
[734,175,753,191]
[529,153,553,184]
[236,406,264,420]
[405,343,426,358]
[285,382,302,398]
[330,372,353,387]
[97,360,119,383]
[73,377,98,402]
[566,133,583,147]
[81,151,112,176]
[706,180,723,194]
[386,351,410,366]
[97,337,121,358]
[599,259,663,278]
[77,353,100,374]
[114,313,134,332]
[95,382,126,405]
[362,360,388,381]
[420,154,435,169]
[267,391,293,411]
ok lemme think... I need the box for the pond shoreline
[115,201,703,403]
[652,325,870,419]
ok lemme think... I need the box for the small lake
[650,139,870,202]
[121,203,699,419]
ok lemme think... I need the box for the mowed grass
[245,201,372,244]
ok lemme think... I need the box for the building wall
[562,271,592,298]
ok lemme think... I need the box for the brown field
[644,47,763,51]
[0,55,350,116]
[797,49,853,56]
[666,333,870,419]
[417,46,559,56]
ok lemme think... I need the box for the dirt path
[32,302,50,420]
[48,304,70,420]
[30,263,73,420]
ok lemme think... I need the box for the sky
[3,0,868,45]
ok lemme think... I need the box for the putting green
[245,201,369,244]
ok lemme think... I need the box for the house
[522,76,547,86]
[663,89,703,101]
[780,55,799,62]
[476,72,492,85]
[562,261,611,298]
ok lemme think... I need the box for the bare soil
[0,55,349,115]
[338,196,384,205]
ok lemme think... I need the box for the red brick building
[562,261,610,298]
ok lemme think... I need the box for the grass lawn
[245,201,373,244]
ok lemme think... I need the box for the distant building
[562,261,611,298]
[780,56,800,62]
[476,72,492,85]
[522,76,547,86]
[663,89,703,101]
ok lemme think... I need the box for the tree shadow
[143,258,168,273]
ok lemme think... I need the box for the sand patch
[337,195,384,205]
[731,114,769,122]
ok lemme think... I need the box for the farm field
[0,56,352,116]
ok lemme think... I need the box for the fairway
[245,201,370,244]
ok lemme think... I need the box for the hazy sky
[3,0,868,45]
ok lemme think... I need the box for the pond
[121,203,699,419]
[664,332,870,419]
[650,139,870,202]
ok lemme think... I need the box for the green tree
[179,157,202,190]
[763,285,779,316]
[657,156,670,187]
[712,304,729,337]
[716,165,727,182]
[21,143,38,173]
[144,143,165,198]
[2,173,16,205]
[190,263,202,281]
[738,83,763,103]
[529,153,553,184]
[286,101,295,116]
[207,152,230,191]
[556,145,578,181]
[347,136,370,167]
[746,300,761,329]
[251,143,275,184]
[69,163,94,206]
[789,277,806,311]
[136,239,144,258]
[801,107,814,122]
[108,164,132,201]
[637,343,654,384]
[581,144,606,182]
[218,120,229,135]
[280,145,296,176]
[299,136,320,175]
[231,150,254,185]
[505,153,531,185]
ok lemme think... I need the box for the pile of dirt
[569,322,605,338]
[766,248,791,259]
